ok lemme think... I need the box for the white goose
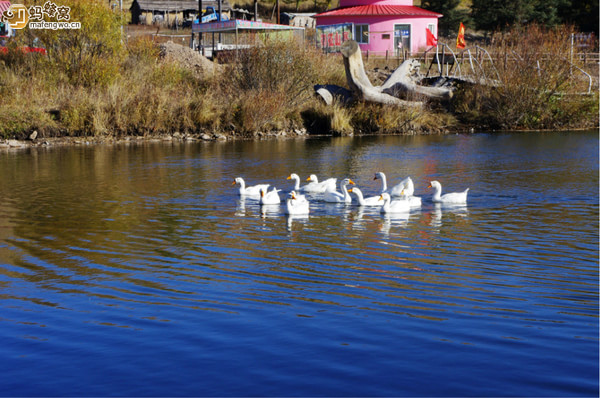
[233,177,269,198]
[259,187,281,205]
[429,180,469,204]
[285,191,309,215]
[324,178,355,203]
[305,174,337,193]
[348,187,381,206]
[374,172,408,197]
[397,177,422,208]
[287,173,306,192]
[379,192,411,214]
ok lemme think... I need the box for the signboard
[394,29,410,38]
[192,19,304,33]
[316,23,353,53]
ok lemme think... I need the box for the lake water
[0,131,598,397]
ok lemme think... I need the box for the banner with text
[316,23,353,53]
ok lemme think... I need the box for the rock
[7,140,24,147]
[201,134,212,141]
[29,130,38,141]
[158,42,220,78]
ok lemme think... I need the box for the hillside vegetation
[0,0,597,140]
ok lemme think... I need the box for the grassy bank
[0,1,597,140]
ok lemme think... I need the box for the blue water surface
[0,131,597,396]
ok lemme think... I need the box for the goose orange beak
[348,179,355,185]
[287,176,292,180]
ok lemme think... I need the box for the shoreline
[1,127,596,151]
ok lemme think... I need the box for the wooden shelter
[131,0,231,26]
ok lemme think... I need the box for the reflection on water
[0,132,598,397]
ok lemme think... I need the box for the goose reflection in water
[429,203,470,232]
[380,212,410,237]
[286,214,309,232]
[235,199,246,217]
[260,204,281,218]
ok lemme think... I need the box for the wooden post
[198,0,203,53]
[441,45,445,77]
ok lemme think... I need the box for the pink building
[314,0,441,55]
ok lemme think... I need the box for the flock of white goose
[233,172,469,216]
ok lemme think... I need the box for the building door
[394,24,411,56]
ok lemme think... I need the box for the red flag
[456,22,466,49]
[426,27,437,46]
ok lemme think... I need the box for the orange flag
[456,22,466,49]
[426,27,437,46]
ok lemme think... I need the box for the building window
[354,24,369,44]
[382,34,390,40]
[427,23,436,36]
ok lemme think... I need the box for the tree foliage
[420,0,469,36]
[22,0,124,86]
[470,0,597,32]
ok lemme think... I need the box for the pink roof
[0,1,11,14]
[315,5,442,18]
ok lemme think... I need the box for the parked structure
[314,0,441,56]
[280,12,316,28]
[131,0,231,26]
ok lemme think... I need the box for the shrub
[454,24,599,129]
[30,0,124,87]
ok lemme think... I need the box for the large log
[316,40,455,106]
[340,41,422,107]
[314,84,353,105]
[380,58,454,100]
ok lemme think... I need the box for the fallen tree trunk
[340,40,422,107]
[314,84,353,106]
[315,40,454,106]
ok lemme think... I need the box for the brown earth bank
[0,128,314,150]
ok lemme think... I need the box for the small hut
[280,13,316,28]
[314,0,441,55]
[131,0,231,26]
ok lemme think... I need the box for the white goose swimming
[233,177,269,198]
[379,192,411,214]
[285,191,309,215]
[287,173,306,192]
[374,172,408,197]
[428,180,469,204]
[397,178,422,208]
[324,178,355,203]
[259,187,281,205]
[348,187,381,206]
[305,174,337,193]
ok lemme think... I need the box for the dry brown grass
[453,24,599,130]
[0,3,596,140]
